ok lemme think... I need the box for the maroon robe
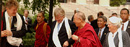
[34,22,51,47]
[73,23,102,47]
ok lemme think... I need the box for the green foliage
[110,0,126,6]
[23,0,30,8]
[17,7,24,15]
[3,0,59,20]
[23,32,36,47]
[32,14,37,23]
[22,0,59,21]
[23,0,58,13]
[17,7,35,47]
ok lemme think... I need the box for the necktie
[98,29,101,39]
[57,23,60,32]
[122,24,124,31]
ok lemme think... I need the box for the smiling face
[97,18,106,28]
[108,20,117,32]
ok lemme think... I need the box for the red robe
[34,22,51,47]
[73,23,102,47]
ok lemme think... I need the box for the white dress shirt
[108,31,118,47]
[121,20,129,31]
[98,26,106,39]
[23,16,28,30]
[87,21,91,24]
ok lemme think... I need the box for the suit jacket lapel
[11,16,17,31]
[100,27,107,43]
[101,27,108,39]
[58,21,65,34]
[2,13,6,30]
[126,21,130,36]
[114,33,119,47]
[96,28,99,35]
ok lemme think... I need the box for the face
[73,13,81,27]
[89,17,94,22]
[120,10,129,23]
[6,6,17,16]
[37,13,44,23]
[108,20,117,32]
[97,18,106,28]
[55,14,64,23]
[24,10,29,17]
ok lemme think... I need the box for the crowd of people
[1,0,130,47]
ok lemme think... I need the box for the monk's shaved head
[75,11,86,21]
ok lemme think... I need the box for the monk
[64,11,102,47]
[34,11,51,47]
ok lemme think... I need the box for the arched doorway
[94,0,99,4]
[58,0,76,3]
[58,0,67,3]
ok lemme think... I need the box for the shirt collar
[8,15,13,19]
[123,20,129,25]
[99,26,106,31]
[110,31,118,38]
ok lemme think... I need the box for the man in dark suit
[48,8,77,47]
[1,0,26,47]
[120,8,130,36]
[95,16,109,45]
[91,12,104,29]
[23,10,32,33]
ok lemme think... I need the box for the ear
[6,7,10,10]
[104,21,107,24]
[79,18,83,22]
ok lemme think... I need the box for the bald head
[75,11,86,21]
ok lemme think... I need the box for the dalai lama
[63,11,102,47]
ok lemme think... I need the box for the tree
[3,0,59,19]
[110,0,126,6]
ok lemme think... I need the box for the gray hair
[54,8,65,16]
[76,11,86,21]
[109,16,121,28]
[98,16,107,22]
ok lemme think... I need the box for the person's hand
[63,41,69,47]
[46,44,48,47]
[25,22,28,25]
[4,30,12,36]
[72,35,79,41]
[1,31,7,37]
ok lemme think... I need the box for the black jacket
[48,20,77,47]
[1,12,26,47]
[95,26,109,45]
